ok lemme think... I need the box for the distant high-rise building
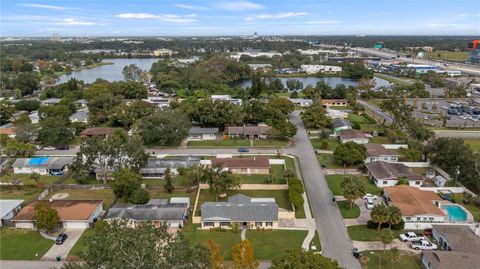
[467,40,480,65]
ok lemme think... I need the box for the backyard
[361,250,423,269]
[348,225,403,241]
[0,228,54,260]
[45,189,117,210]
[326,175,381,196]
[0,186,42,205]
[337,200,360,219]
[453,193,480,222]
[0,174,58,185]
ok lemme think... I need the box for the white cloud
[56,18,103,26]
[215,1,264,11]
[18,3,66,10]
[116,13,196,23]
[176,4,207,10]
[245,12,307,21]
[305,20,340,25]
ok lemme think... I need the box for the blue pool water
[443,205,468,221]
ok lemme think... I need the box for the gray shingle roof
[201,194,278,222]
[189,127,218,135]
[365,143,399,157]
[422,251,480,269]
[366,161,423,181]
[0,200,23,219]
[105,199,189,221]
[432,225,480,254]
[332,118,352,129]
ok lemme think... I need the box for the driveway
[352,239,420,254]
[289,111,361,269]
[41,229,85,260]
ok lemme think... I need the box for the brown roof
[225,125,271,136]
[384,185,445,216]
[13,200,103,221]
[365,143,399,157]
[432,225,480,254]
[0,127,16,135]
[339,129,368,140]
[422,251,480,269]
[212,156,270,169]
[365,161,423,181]
[80,127,113,136]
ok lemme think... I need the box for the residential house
[364,143,400,163]
[248,64,273,71]
[338,129,369,144]
[332,119,352,135]
[211,95,242,106]
[80,127,114,138]
[288,98,313,107]
[188,127,218,140]
[140,156,201,178]
[74,99,88,108]
[105,198,189,228]
[0,200,24,227]
[201,194,278,229]
[144,96,170,108]
[11,110,28,121]
[29,111,40,124]
[40,98,61,106]
[0,123,16,138]
[422,225,480,269]
[225,124,272,139]
[12,156,75,176]
[13,200,103,229]
[365,161,424,187]
[69,108,89,123]
[384,186,445,229]
[153,49,175,56]
[322,99,349,107]
[212,156,270,175]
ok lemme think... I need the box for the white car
[363,194,378,201]
[410,240,438,250]
[365,200,374,210]
[399,232,426,242]
[42,146,56,151]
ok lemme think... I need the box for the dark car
[237,147,249,153]
[55,233,68,245]
[57,145,70,150]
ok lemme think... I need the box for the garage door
[63,221,89,229]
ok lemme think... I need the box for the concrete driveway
[41,229,85,260]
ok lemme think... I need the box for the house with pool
[384,186,474,229]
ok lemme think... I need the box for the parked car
[423,228,433,237]
[43,146,56,151]
[57,145,70,150]
[399,232,425,242]
[410,240,437,250]
[237,147,249,153]
[363,193,378,201]
[365,199,374,210]
[55,233,68,245]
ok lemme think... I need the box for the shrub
[129,188,149,204]
[320,141,329,150]
[289,191,304,210]
[367,220,405,230]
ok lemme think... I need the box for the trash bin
[56,256,61,261]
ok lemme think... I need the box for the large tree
[301,103,331,129]
[202,163,240,200]
[270,249,342,269]
[122,64,143,81]
[13,72,40,96]
[371,204,390,231]
[380,229,395,253]
[232,239,259,269]
[38,116,74,147]
[138,109,190,146]
[340,177,366,209]
[33,201,59,233]
[333,142,366,166]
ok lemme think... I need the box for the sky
[1,0,479,37]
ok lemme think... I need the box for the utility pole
[455,165,460,187]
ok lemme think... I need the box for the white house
[300,65,342,74]
[364,143,400,163]
[211,95,242,105]
[0,200,23,227]
[188,127,218,140]
[365,161,424,187]
[288,98,313,107]
[28,111,40,124]
[69,108,89,123]
[338,129,369,144]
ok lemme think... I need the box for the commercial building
[406,64,441,74]
[467,40,480,65]
[153,49,174,57]
[322,99,349,107]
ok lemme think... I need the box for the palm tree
[379,229,395,253]
[371,204,389,231]
[387,205,402,229]
[340,177,366,209]
[387,247,401,269]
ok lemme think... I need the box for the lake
[231,76,391,89]
[58,58,159,84]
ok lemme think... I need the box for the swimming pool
[442,204,468,221]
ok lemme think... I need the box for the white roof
[0,200,24,219]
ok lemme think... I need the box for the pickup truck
[399,232,426,242]
[410,240,438,250]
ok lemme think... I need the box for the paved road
[357,99,393,124]
[290,111,361,269]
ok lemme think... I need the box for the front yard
[361,250,423,269]
[310,138,340,151]
[68,228,94,258]
[317,154,344,169]
[337,200,360,219]
[0,228,54,260]
[347,225,403,241]
[326,175,381,196]
[183,224,307,260]
[45,189,117,210]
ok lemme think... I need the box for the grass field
[62,176,102,185]
[0,186,42,205]
[183,224,307,260]
[310,138,340,151]
[147,189,198,202]
[0,228,54,260]
[309,230,322,251]
[425,51,469,62]
[68,228,94,258]
[0,174,58,185]
[348,225,403,241]
[464,139,480,153]
[337,200,361,219]
[348,113,375,124]
[370,136,392,144]
[45,189,117,210]
[326,175,381,196]
[374,73,415,86]
[235,165,286,184]
[361,250,423,269]
[187,139,288,148]
[317,154,344,169]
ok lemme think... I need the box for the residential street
[289,111,361,269]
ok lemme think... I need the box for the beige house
[212,156,270,175]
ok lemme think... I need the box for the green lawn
[359,124,381,133]
[0,228,54,260]
[374,73,415,86]
[317,154,344,169]
[236,165,286,184]
[0,174,58,185]
[326,175,381,196]
[0,186,42,205]
[309,230,322,252]
[147,189,198,202]
[361,250,423,269]
[425,51,469,62]
[187,139,288,148]
[62,176,103,185]
[45,189,117,210]
[369,136,392,144]
[348,113,375,124]
[453,193,480,222]
[68,228,94,258]
[196,189,291,215]
[464,139,480,153]
[337,200,361,219]
[183,225,306,260]
[310,138,340,151]
[348,225,404,241]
